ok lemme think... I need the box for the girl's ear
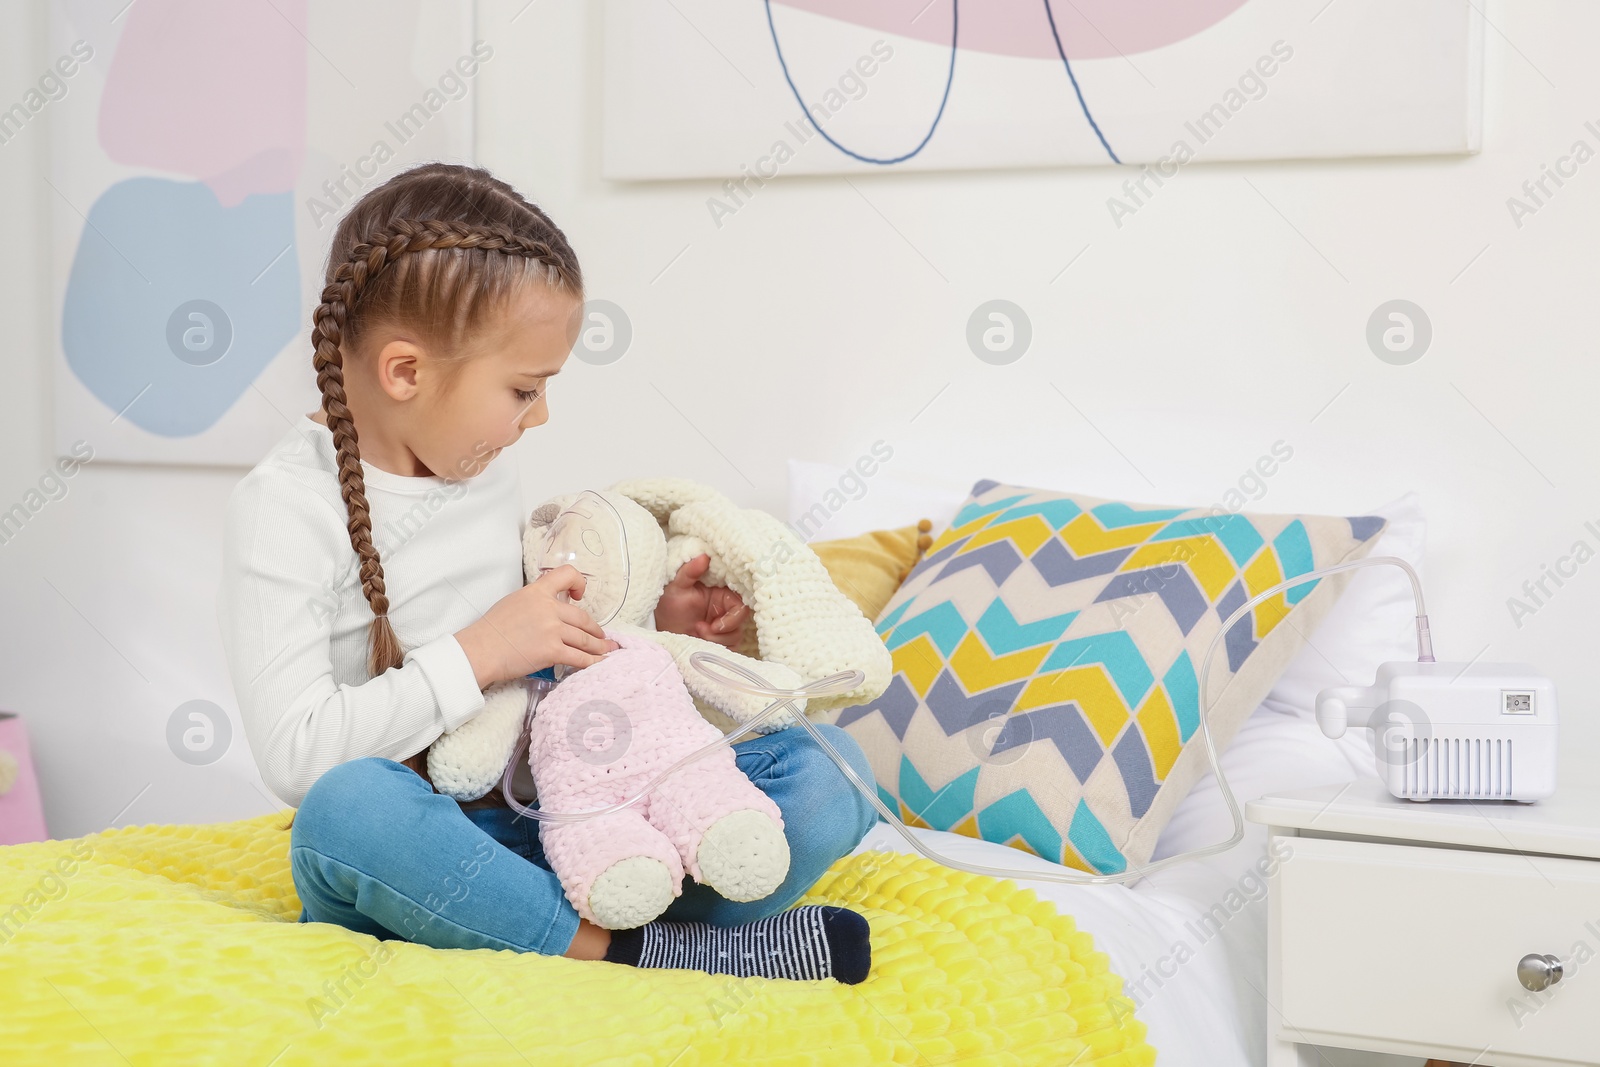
[375,338,425,400]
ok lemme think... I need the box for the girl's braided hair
[290,163,582,821]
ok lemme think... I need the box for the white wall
[2,1,1593,840]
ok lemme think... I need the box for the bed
[1,471,1421,1064]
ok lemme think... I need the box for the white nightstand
[1246,778,1600,1067]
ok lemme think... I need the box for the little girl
[217,162,877,983]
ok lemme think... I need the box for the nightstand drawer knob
[1517,953,1564,991]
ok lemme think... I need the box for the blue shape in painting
[62,177,299,437]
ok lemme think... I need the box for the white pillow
[786,459,1426,724]
[1261,490,1426,721]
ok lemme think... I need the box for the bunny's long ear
[608,478,726,528]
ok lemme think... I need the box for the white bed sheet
[845,702,1382,1067]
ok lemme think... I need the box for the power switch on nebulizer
[1503,691,1535,715]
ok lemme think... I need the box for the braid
[310,275,399,679]
[311,218,575,679]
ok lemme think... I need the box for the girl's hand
[454,564,620,688]
[655,553,751,649]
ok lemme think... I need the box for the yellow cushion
[813,520,934,622]
[0,812,1155,1065]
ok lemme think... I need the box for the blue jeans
[289,723,881,956]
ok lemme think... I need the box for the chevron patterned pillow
[835,479,1386,877]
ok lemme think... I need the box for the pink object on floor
[530,629,784,927]
[0,713,49,845]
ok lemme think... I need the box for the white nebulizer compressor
[1316,661,1559,802]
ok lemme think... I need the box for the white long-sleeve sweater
[217,415,526,809]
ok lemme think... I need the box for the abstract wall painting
[603,0,1483,181]
[48,0,478,465]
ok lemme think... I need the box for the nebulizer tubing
[498,497,1432,886]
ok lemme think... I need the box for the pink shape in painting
[773,0,1250,60]
[97,0,307,206]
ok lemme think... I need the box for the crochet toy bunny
[529,626,790,929]
[423,480,892,927]
[426,481,891,801]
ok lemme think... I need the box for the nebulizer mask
[496,492,1441,887]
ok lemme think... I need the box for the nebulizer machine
[496,492,1558,887]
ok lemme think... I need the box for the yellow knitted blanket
[0,813,1156,1065]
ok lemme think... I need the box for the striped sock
[602,905,871,984]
